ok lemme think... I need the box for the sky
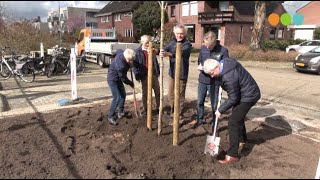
[1,1,311,22]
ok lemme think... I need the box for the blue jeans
[197,82,219,124]
[108,81,126,119]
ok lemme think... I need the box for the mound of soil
[0,99,319,178]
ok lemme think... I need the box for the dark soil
[0,99,319,179]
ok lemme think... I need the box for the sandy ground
[0,98,319,179]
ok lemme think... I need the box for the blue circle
[293,13,304,26]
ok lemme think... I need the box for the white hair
[123,48,136,61]
[203,59,221,74]
[173,24,186,34]
[140,35,151,43]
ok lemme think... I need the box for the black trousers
[227,101,256,157]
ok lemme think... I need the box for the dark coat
[218,58,261,114]
[107,49,133,86]
[198,44,229,84]
[164,37,192,80]
[132,46,160,80]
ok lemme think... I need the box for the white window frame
[182,2,189,17]
[190,1,198,16]
[115,14,121,21]
[105,16,109,22]
[125,29,133,37]
[277,28,284,39]
[101,17,105,22]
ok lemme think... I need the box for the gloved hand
[135,74,141,81]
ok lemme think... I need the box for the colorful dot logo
[268,13,304,26]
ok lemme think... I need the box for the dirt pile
[0,100,319,179]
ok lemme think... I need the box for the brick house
[95,1,142,42]
[167,1,291,48]
[289,1,320,40]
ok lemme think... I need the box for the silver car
[293,46,320,75]
[286,40,320,54]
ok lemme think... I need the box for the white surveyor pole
[75,41,78,56]
[316,157,320,179]
[40,42,44,58]
[70,48,77,100]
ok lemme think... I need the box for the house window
[115,14,121,21]
[239,26,243,43]
[182,2,189,16]
[125,29,133,37]
[185,24,195,43]
[101,17,105,22]
[269,28,276,39]
[277,28,284,39]
[190,1,198,16]
[219,1,229,11]
[171,5,175,17]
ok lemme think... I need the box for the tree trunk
[250,1,266,50]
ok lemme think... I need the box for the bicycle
[0,47,35,83]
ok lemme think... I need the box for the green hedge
[262,39,306,51]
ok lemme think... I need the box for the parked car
[293,46,320,75]
[286,40,320,54]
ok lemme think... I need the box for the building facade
[167,1,291,48]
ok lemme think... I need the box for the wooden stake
[173,42,181,146]
[147,42,153,131]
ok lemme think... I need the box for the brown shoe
[218,155,239,164]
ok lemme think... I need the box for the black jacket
[132,46,160,80]
[198,44,229,84]
[164,37,192,80]
[218,58,261,114]
[107,49,133,86]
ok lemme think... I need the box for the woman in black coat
[203,58,261,164]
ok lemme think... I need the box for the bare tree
[250,1,266,50]
[65,15,84,37]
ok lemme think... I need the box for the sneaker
[118,111,125,119]
[218,155,239,164]
[108,117,118,125]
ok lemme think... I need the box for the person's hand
[135,74,141,81]
[159,49,165,58]
[215,111,221,119]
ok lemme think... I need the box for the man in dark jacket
[159,24,192,117]
[107,48,135,125]
[194,31,229,128]
[133,35,160,116]
[203,58,261,164]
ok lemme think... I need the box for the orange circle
[268,13,279,26]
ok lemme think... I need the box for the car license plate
[296,63,304,67]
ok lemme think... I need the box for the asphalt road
[1,58,320,138]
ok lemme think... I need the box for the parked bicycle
[0,47,35,82]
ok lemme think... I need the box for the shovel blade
[204,135,220,156]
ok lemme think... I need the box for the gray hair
[203,59,221,74]
[203,31,217,47]
[140,35,151,44]
[123,48,136,61]
[173,24,186,34]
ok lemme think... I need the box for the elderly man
[133,35,160,116]
[107,48,136,125]
[203,58,261,164]
[194,31,229,129]
[159,24,192,118]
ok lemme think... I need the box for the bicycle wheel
[0,61,12,79]
[19,63,35,83]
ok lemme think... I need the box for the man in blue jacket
[133,35,160,116]
[107,48,136,125]
[203,58,261,164]
[159,24,192,118]
[194,31,229,129]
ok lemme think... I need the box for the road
[1,58,320,140]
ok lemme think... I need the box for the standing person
[194,31,229,128]
[133,35,160,116]
[159,24,192,118]
[203,58,261,164]
[107,48,136,125]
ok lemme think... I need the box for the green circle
[280,13,291,26]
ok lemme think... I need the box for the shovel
[204,86,223,156]
[130,67,139,118]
